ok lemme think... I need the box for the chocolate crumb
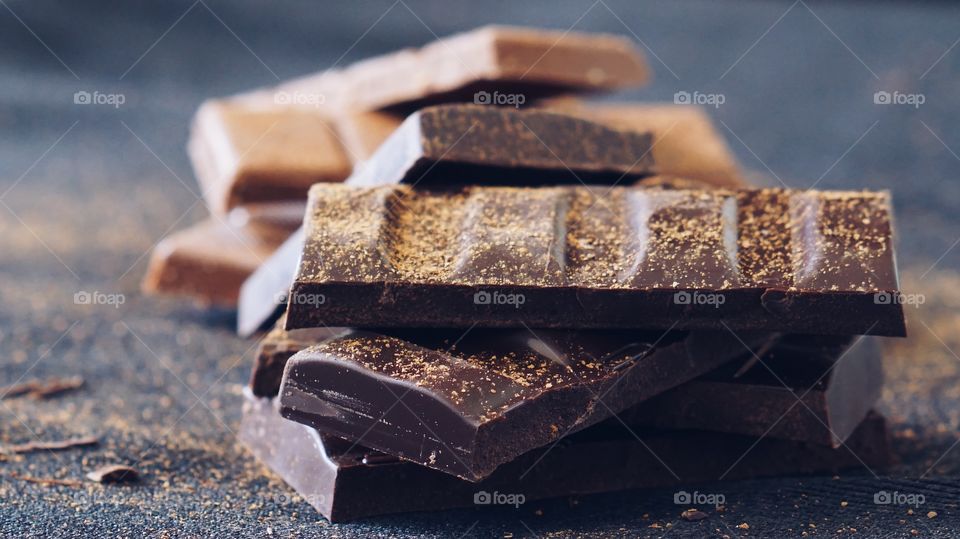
[86,464,139,483]
[3,436,98,454]
[681,509,708,521]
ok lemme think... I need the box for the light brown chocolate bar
[253,25,650,114]
[330,110,403,163]
[142,207,299,307]
[188,100,352,215]
[551,102,744,187]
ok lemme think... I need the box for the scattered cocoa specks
[680,508,708,521]
[86,464,139,483]
[927,511,938,519]
[6,472,83,487]
[0,376,85,400]
[2,436,98,454]
[737,522,750,530]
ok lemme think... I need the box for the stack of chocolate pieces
[141,26,906,522]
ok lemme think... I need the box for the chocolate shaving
[680,509,709,521]
[0,376,85,400]
[86,465,139,483]
[7,472,83,487]
[3,436,99,454]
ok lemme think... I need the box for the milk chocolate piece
[331,110,404,163]
[624,335,883,447]
[279,328,768,481]
[142,210,296,307]
[343,104,655,188]
[553,102,744,188]
[288,184,905,335]
[264,25,650,114]
[237,228,305,337]
[241,391,891,522]
[189,100,352,215]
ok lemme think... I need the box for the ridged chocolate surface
[278,327,767,481]
[288,184,905,335]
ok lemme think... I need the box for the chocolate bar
[265,25,649,113]
[241,391,891,522]
[287,184,905,335]
[142,208,297,306]
[551,102,744,188]
[249,321,344,397]
[279,327,770,481]
[623,335,883,447]
[331,110,403,163]
[189,100,352,215]
[343,104,655,187]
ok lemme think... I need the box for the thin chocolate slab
[241,391,891,522]
[237,228,305,337]
[249,321,345,397]
[287,184,905,335]
[279,328,769,481]
[189,100,352,215]
[343,104,655,187]
[623,335,883,447]
[142,209,296,307]
[264,25,650,114]
[551,102,744,188]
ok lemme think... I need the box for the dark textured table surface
[2,1,960,537]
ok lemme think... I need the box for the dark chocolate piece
[287,184,905,335]
[241,391,891,522]
[623,335,883,447]
[279,328,768,481]
[237,228,305,337]
[344,104,655,187]
[249,319,345,397]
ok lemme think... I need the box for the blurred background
[2,1,960,536]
